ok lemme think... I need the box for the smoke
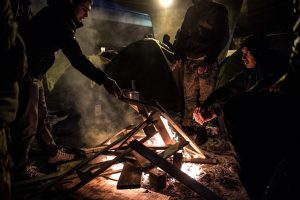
[68,7,150,146]
[150,0,192,43]
[76,58,139,147]
[76,12,100,55]
[30,0,47,14]
[77,6,154,53]
[49,53,138,147]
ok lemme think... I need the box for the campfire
[21,96,222,200]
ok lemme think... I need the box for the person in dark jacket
[172,0,229,139]
[193,35,287,125]
[11,0,122,179]
[194,34,292,199]
[1,0,27,198]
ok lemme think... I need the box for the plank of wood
[54,135,155,199]
[123,98,205,158]
[29,119,151,199]
[173,153,183,169]
[160,141,189,159]
[129,140,224,200]
[117,162,142,189]
[143,124,157,137]
[80,127,133,153]
[13,167,122,189]
[131,150,151,168]
[160,112,206,158]
[153,114,174,145]
[148,168,166,191]
[183,157,219,165]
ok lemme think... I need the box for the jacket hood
[47,0,83,28]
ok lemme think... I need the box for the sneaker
[24,165,45,178]
[48,149,75,164]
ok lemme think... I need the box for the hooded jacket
[22,0,107,85]
[201,47,287,113]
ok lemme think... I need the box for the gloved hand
[103,77,123,99]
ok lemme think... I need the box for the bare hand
[103,77,123,99]
[171,59,182,71]
[193,107,217,125]
[197,66,208,75]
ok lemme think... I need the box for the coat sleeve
[61,36,108,85]
[202,70,248,111]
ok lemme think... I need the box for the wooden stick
[183,157,219,165]
[27,117,151,200]
[129,140,223,200]
[53,132,156,200]
[117,162,142,189]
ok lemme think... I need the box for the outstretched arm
[61,37,122,98]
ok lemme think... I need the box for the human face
[74,1,91,23]
[242,47,257,69]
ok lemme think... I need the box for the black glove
[103,77,123,99]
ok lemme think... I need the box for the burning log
[53,128,157,199]
[28,116,154,200]
[159,112,206,158]
[153,115,174,145]
[173,153,183,169]
[129,140,224,200]
[183,157,219,165]
[120,96,206,158]
[159,141,188,160]
[80,126,134,154]
[131,150,151,168]
[27,95,210,199]
[117,162,142,189]
[149,168,167,191]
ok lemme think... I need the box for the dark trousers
[11,75,57,168]
[0,127,13,200]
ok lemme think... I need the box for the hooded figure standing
[11,0,122,178]
[173,0,229,140]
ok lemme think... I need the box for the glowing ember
[102,155,124,180]
[146,133,164,146]
[141,172,150,185]
[180,163,205,179]
[182,149,200,159]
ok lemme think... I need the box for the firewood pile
[13,97,249,200]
